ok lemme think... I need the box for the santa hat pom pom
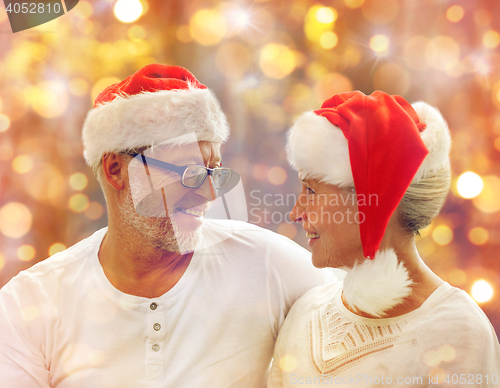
[342,249,413,318]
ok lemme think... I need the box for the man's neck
[98,226,194,298]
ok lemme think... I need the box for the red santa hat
[82,64,229,168]
[287,90,451,317]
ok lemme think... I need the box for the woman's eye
[307,187,315,195]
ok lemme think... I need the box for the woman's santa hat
[82,64,229,169]
[287,90,451,317]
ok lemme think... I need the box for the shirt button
[150,302,157,310]
[153,323,161,331]
[152,344,160,352]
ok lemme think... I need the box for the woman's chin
[311,253,328,268]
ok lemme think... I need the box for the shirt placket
[146,301,166,383]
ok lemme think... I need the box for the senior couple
[0,64,498,387]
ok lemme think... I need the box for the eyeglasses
[136,153,233,189]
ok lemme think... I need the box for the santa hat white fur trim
[342,249,413,318]
[286,102,451,187]
[286,112,353,187]
[82,87,229,168]
[411,102,451,183]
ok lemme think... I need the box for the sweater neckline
[335,281,453,325]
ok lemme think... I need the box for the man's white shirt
[0,220,335,387]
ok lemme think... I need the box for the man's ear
[102,153,127,191]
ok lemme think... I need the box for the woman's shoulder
[416,283,496,333]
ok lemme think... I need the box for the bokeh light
[438,345,456,362]
[29,81,69,118]
[114,0,143,23]
[319,32,339,49]
[69,194,90,213]
[12,155,34,174]
[259,43,296,79]
[189,9,227,46]
[432,225,453,245]
[370,34,390,54]
[73,1,93,19]
[468,227,489,245]
[494,81,500,110]
[17,245,36,262]
[343,0,364,9]
[128,25,147,41]
[223,4,252,31]
[22,305,39,321]
[68,78,89,97]
[425,36,460,71]
[252,164,269,181]
[471,280,494,303]
[0,114,10,132]
[49,243,67,256]
[472,175,500,213]
[456,171,483,199]
[24,163,65,204]
[316,7,337,24]
[447,268,466,286]
[446,5,464,23]
[0,203,32,238]
[267,166,287,185]
[84,202,105,220]
[279,354,298,372]
[305,5,335,43]
[69,173,88,191]
[483,30,500,49]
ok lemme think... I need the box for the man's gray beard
[121,191,201,253]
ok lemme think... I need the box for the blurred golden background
[0,0,499,334]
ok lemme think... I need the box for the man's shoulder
[203,219,306,251]
[1,228,106,293]
[293,282,342,313]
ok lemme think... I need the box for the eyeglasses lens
[183,166,207,188]
[182,166,233,189]
[213,169,232,189]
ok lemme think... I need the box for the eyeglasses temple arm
[140,155,186,175]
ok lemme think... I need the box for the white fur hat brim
[82,86,229,168]
[286,102,451,186]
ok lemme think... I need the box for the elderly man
[0,64,334,387]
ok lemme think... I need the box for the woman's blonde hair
[398,167,451,235]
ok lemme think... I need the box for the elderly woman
[269,91,500,387]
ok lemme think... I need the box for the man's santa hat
[82,64,229,169]
[287,90,451,317]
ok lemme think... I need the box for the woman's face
[290,176,365,268]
